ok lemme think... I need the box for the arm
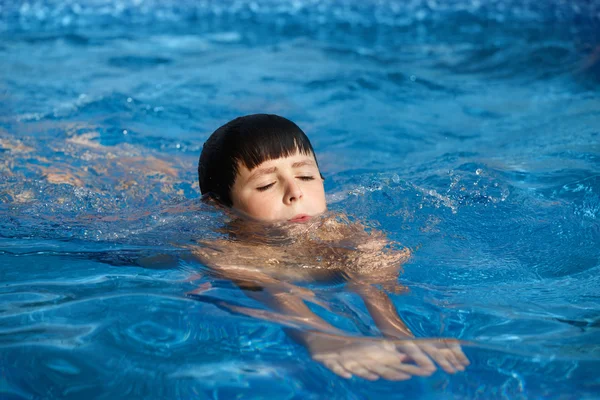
[189,242,415,381]
[350,283,413,338]
[239,277,419,382]
[352,281,469,374]
[348,234,470,374]
[346,233,414,339]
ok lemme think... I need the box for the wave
[1,0,598,33]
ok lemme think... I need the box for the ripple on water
[170,360,291,390]
[104,296,199,357]
[0,324,96,348]
[107,55,173,70]
[46,358,81,375]
[125,320,191,348]
[0,291,64,309]
[0,0,598,398]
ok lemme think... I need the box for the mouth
[289,214,311,223]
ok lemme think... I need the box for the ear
[201,192,227,208]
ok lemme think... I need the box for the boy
[194,114,468,381]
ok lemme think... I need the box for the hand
[396,339,470,374]
[309,335,435,381]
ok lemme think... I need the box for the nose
[283,178,303,205]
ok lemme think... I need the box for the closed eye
[256,182,275,192]
[298,176,315,181]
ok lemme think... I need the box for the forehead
[236,152,317,175]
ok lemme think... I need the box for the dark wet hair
[198,114,321,207]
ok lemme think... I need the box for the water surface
[1,0,599,398]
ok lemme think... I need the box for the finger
[373,350,409,366]
[397,343,436,371]
[386,360,436,377]
[380,341,408,361]
[436,340,468,365]
[449,344,470,366]
[343,360,379,381]
[432,344,463,371]
[323,360,352,379]
[421,344,457,374]
[449,348,468,371]
[366,350,434,377]
[441,348,464,372]
[362,363,411,381]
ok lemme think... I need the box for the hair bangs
[237,132,315,171]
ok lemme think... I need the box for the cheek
[307,183,327,210]
[317,187,327,209]
[239,192,281,218]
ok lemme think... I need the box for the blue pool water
[1,0,599,398]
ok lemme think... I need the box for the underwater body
[1,0,599,398]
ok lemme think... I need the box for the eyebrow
[247,166,277,183]
[247,159,317,183]
[292,160,316,168]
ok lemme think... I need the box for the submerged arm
[347,235,414,339]
[189,243,415,381]
[348,235,469,374]
[351,280,469,374]
[238,274,421,381]
[350,283,413,338]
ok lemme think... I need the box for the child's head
[198,114,326,222]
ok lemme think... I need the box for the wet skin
[193,152,469,381]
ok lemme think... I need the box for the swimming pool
[1,0,599,398]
